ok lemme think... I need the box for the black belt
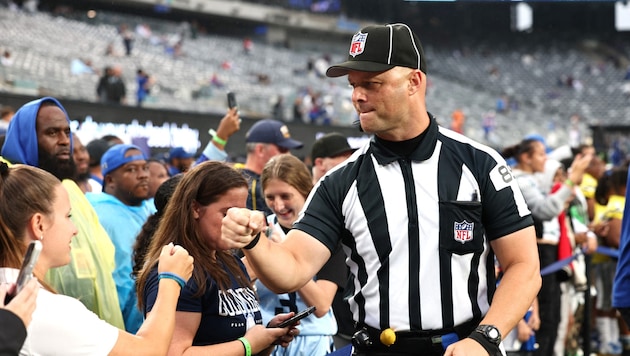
[352,318,480,355]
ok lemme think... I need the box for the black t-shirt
[143,256,263,345]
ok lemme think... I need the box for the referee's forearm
[481,261,541,337]
[245,230,329,293]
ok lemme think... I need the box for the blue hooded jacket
[1,96,72,165]
[1,97,126,329]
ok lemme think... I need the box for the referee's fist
[222,207,266,249]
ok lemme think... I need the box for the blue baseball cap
[246,119,303,149]
[168,146,194,160]
[101,144,146,176]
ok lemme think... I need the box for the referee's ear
[408,69,424,97]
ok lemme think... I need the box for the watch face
[488,328,499,339]
[477,325,501,345]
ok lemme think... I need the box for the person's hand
[214,108,241,143]
[574,231,587,245]
[443,337,493,356]
[273,326,299,348]
[517,320,534,342]
[591,221,610,241]
[582,232,598,254]
[568,152,593,184]
[1,279,38,327]
[242,323,297,354]
[267,313,300,347]
[221,208,267,249]
[267,227,284,243]
[527,311,540,331]
[157,243,194,282]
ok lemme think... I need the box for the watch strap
[468,331,502,356]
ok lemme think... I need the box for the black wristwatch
[474,324,502,346]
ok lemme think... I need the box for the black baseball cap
[311,133,356,160]
[326,23,427,78]
[86,138,114,168]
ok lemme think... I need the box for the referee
[222,23,541,356]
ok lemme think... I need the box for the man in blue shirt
[87,144,153,333]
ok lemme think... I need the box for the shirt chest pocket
[438,201,484,255]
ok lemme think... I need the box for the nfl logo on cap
[349,32,367,57]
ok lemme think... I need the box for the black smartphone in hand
[227,91,237,109]
[5,240,42,304]
[276,306,316,328]
[16,240,42,294]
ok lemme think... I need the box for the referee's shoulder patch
[489,163,514,191]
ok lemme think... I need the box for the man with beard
[1,97,125,329]
[87,144,152,333]
[73,134,91,193]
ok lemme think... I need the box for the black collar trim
[371,113,439,165]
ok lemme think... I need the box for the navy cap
[246,119,303,149]
[326,23,426,78]
[101,144,146,176]
[168,146,194,160]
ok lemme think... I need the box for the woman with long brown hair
[137,160,297,356]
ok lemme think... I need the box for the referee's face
[348,67,418,139]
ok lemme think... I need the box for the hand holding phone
[4,241,42,304]
[276,306,316,328]
[2,279,39,328]
[227,91,237,109]
[16,241,42,294]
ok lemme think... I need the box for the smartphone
[276,306,316,328]
[15,240,42,294]
[227,91,237,109]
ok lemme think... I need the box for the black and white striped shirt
[294,117,533,332]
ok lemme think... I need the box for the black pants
[536,244,562,356]
[352,344,444,356]
[619,308,630,329]
[353,352,441,356]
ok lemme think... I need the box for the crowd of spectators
[5,2,630,356]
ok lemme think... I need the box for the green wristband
[238,336,251,356]
[212,134,227,146]
[209,129,227,146]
